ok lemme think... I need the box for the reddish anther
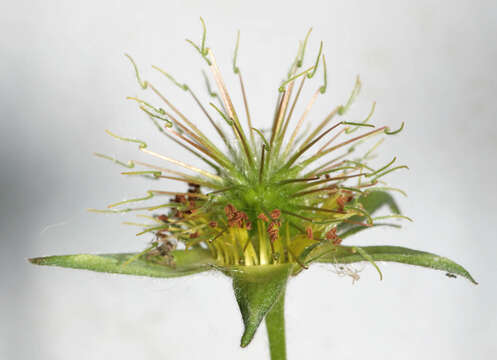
[336,195,347,211]
[325,227,337,240]
[267,220,281,242]
[306,226,313,240]
[270,209,281,219]
[258,213,270,222]
[157,215,169,222]
[209,221,218,228]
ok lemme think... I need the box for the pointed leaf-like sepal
[29,248,216,279]
[229,264,293,348]
[310,245,477,284]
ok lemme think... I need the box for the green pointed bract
[29,248,216,279]
[309,245,477,284]
[230,264,294,347]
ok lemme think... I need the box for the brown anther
[246,221,252,230]
[189,232,199,239]
[306,226,313,240]
[209,221,218,228]
[188,183,201,193]
[225,204,236,218]
[270,209,281,220]
[157,215,169,223]
[332,237,342,245]
[258,213,269,222]
[325,227,338,240]
[336,196,347,211]
[267,220,280,242]
[325,174,330,179]
[173,194,186,204]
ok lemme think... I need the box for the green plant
[29,19,476,360]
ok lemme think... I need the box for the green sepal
[229,264,294,348]
[28,248,216,279]
[309,245,477,284]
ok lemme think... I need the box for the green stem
[265,291,286,360]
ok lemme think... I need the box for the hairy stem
[265,291,286,360]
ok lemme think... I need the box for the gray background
[1,0,496,359]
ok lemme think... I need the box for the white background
[1,1,496,359]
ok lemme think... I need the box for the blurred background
[1,0,496,359]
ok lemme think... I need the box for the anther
[258,213,269,222]
[270,209,281,220]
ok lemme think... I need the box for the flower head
[30,19,476,358]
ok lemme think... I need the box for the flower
[29,18,476,360]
